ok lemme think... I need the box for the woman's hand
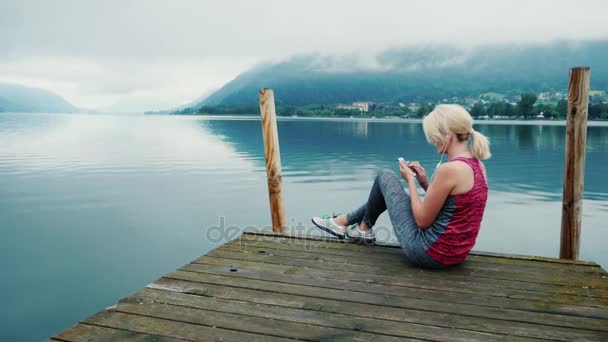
[399,159,416,183]
[408,161,429,190]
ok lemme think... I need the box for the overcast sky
[1,0,607,112]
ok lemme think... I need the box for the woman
[312,104,491,268]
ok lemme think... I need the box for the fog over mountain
[195,40,608,107]
[2,1,608,112]
[0,83,78,113]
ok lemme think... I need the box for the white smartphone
[398,157,416,177]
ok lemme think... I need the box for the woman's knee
[376,169,399,187]
[377,169,397,181]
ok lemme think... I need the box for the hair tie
[469,129,475,135]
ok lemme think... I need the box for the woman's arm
[407,161,429,191]
[407,164,457,228]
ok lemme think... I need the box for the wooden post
[259,88,287,233]
[560,67,590,260]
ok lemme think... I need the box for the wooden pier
[52,231,608,341]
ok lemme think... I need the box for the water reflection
[205,119,608,201]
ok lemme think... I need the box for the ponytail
[470,130,492,160]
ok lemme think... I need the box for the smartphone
[398,157,416,177]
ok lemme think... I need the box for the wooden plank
[242,231,602,266]
[189,256,608,310]
[51,323,188,342]
[473,250,598,266]
[238,233,608,277]
[205,246,608,289]
[199,254,608,303]
[560,66,591,260]
[236,234,604,272]
[217,243,608,298]
[128,287,522,342]
[82,310,294,342]
[163,270,608,332]
[113,295,419,341]
[150,277,608,341]
[224,240,607,278]
[183,258,608,320]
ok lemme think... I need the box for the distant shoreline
[163,113,608,127]
[5,111,608,127]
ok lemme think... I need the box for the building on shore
[337,101,374,112]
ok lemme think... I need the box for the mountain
[145,89,218,114]
[0,83,78,113]
[173,88,217,111]
[197,40,608,107]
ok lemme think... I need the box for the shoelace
[320,212,341,220]
[350,224,373,236]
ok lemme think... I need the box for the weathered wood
[164,270,608,332]
[195,254,608,300]
[51,232,608,341]
[150,278,606,341]
[82,310,293,342]
[189,255,608,308]
[202,247,608,289]
[258,89,286,232]
[230,237,605,274]
[221,240,608,290]
[51,323,186,342]
[243,230,602,266]
[180,260,608,320]
[113,298,417,342]
[560,66,591,260]
[130,287,527,342]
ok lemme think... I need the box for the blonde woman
[312,104,491,268]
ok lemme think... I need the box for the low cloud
[0,57,254,111]
[0,0,607,111]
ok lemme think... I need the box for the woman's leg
[344,169,411,229]
[344,169,445,268]
[373,170,448,268]
[344,204,366,227]
[338,171,389,228]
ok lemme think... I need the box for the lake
[1,112,607,341]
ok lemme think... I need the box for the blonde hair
[422,104,491,160]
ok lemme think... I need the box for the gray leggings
[346,169,448,268]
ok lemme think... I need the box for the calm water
[1,113,607,341]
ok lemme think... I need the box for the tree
[556,99,568,119]
[487,101,516,118]
[469,101,486,118]
[517,93,538,119]
[504,102,516,117]
[414,103,433,118]
[534,103,557,119]
[589,103,608,120]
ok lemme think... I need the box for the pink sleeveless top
[425,157,488,265]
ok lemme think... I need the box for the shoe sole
[311,218,345,239]
[345,231,376,244]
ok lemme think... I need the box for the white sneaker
[311,214,347,239]
[346,224,376,243]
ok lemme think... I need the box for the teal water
[1,113,607,341]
